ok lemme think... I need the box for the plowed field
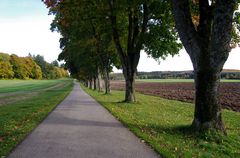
[111,80,240,112]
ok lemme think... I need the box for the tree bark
[121,52,139,102]
[172,0,236,133]
[93,77,97,90]
[108,1,146,102]
[123,64,137,102]
[103,69,111,94]
[88,79,92,89]
[192,68,225,132]
[97,71,103,92]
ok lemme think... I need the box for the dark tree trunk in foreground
[193,69,224,131]
[172,0,236,132]
[122,54,139,102]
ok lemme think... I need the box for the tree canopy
[43,0,182,100]
[44,0,120,93]
[0,52,68,80]
[0,53,14,79]
[43,0,240,134]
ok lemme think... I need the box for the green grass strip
[82,85,240,158]
[0,79,73,157]
[0,79,67,93]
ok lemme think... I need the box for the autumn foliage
[0,52,68,79]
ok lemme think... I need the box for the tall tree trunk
[171,0,235,133]
[122,54,139,102]
[97,70,103,92]
[93,77,97,90]
[192,68,225,132]
[103,69,111,94]
[124,67,136,102]
[108,1,146,102]
[88,80,91,89]
[89,79,92,89]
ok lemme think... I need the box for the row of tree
[111,70,240,80]
[43,0,240,133]
[30,54,69,79]
[0,52,68,79]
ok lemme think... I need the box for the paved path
[8,82,159,158]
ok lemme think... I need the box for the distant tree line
[111,70,240,80]
[137,70,240,80]
[0,52,68,79]
[137,71,194,79]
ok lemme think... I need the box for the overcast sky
[0,0,239,72]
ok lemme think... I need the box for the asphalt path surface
[8,82,159,158]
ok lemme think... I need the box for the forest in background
[0,52,68,79]
[110,69,240,80]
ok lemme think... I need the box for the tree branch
[127,7,134,54]
[198,0,212,43]
[134,2,148,54]
[210,0,235,69]
[108,0,126,65]
[171,0,201,70]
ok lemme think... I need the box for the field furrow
[111,80,240,112]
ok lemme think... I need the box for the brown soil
[111,81,240,112]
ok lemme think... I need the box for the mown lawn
[82,86,240,158]
[0,79,73,157]
[0,79,68,93]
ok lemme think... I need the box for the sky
[0,0,61,63]
[0,0,239,72]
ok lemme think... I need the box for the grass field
[83,86,240,158]
[0,79,73,157]
[136,79,240,83]
[0,80,68,93]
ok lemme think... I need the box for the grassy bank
[82,86,240,158]
[0,79,73,157]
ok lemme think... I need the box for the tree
[87,9,120,94]
[32,54,67,79]
[107,0,181,102]
[32,54,48,78]
[51,60,59,67]
[44,0,119,93]
[10,55,29,79]
[23,57,43,79]
[31,63,43,79]
[10,55,43,79]
[43,0,181,100]
[60,63,65,68]
[171,0,238,132]
[0,53,14,79]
